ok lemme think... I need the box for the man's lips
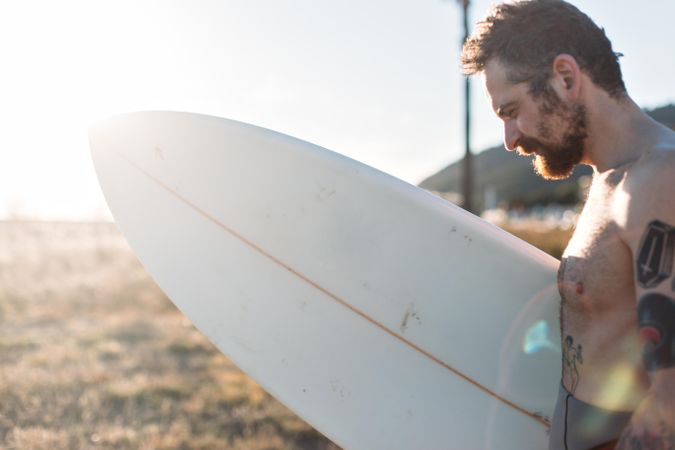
[516,137,545,156]
[517,144,539,156]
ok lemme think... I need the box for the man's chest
[555,171,653,407]
[558,184,635,321]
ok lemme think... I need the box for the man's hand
[615,373,675,449]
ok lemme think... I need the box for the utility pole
[458,0,473,213]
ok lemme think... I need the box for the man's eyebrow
[496,101,517,118]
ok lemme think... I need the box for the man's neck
[581,91,664,174]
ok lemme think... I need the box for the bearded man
[461,1,675,449]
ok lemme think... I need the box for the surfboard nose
[89,110,561,450]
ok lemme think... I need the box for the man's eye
[499,109,514,120]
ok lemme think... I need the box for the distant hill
[419,104,675,210]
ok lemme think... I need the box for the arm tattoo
[636,220,675,289]
[638,293,675,371]
[635,220,675,371]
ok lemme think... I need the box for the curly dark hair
[461,0,626,99]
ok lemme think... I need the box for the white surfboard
[89,111,562,450]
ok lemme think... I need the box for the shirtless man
[460,1,675,449]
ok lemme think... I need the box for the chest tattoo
[562,335,583,394]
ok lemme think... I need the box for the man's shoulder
[626,138,675,194]
[621,134,675,240]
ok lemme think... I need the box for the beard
[516,89,588,180]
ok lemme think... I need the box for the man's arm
[616,156,675,449]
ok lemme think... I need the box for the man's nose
[503,121,521,152]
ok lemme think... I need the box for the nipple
[575,282,584,295]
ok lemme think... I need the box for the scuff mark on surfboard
[400,304,422,334]
[229,335,264,355]
[154,146,165,160]
[237,303,249,324]
[329,379,349,398]
[400,311,411,333]
[316,184,336,202]
[533,411,551,425]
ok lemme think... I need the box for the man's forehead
[483,59,523,112]
[483,59,511,88]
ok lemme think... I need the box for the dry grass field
[0,220,572,450]
[0,221,340,450]
[501,223,573,260]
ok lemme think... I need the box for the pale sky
[0,0,673,220]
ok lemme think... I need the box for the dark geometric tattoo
[616,422,675,450]
[562,335,583,394]
[637,293,675,371]
[636,220,675,289]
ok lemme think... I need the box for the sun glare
[0,1,192,220]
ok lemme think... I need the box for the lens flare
[523,320,558,354]
[593,364,641,411]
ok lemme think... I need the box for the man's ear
[550,54,582,101]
